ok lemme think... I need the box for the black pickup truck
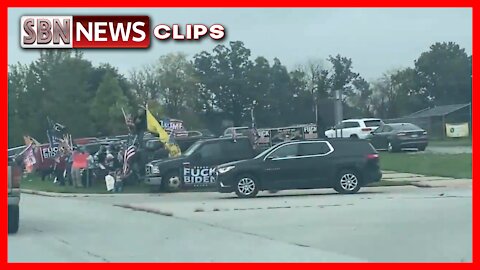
[144,137,256,192]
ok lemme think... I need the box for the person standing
[133,107,147,149]
[86,152,95,188]
[71,148,88,188]
[65,151,74,186]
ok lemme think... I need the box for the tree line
[8,41,471,147]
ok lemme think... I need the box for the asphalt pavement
[8,185,472,262]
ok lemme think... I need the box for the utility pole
[250,100,257,129]
[334,89,343,125]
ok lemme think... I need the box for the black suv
[145,137,256,192]
[216,139,382,198]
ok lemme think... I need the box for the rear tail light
[366,154,379,160]
[12,166,22,188]
[362,128,372,132]
[397,132,406,136]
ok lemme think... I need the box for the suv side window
[299,142,332,156]
[343,122,360,128]
[267,144,299,159]
[222,140,253,161]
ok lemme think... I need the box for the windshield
[392,123,422,130]
[183,140,202,156]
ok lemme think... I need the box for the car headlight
[217,165,235,174]
[151,165,160,174]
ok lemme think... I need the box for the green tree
[194,41,254,126]
[90,72,130,136]
[414,42,471,105]
[156,52,198,118]
[328,54,359,100]
[349,76,372,116]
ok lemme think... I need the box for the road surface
[8,185,472,262]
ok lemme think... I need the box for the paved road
[8,186,472,262]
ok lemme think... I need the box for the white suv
[325,118,384,139]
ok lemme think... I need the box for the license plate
[411,134,418,138]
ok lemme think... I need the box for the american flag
[123,145,136,175]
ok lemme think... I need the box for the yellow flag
[146,108,182,157]
[146,109,170,143]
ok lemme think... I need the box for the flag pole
[121,107,132,134]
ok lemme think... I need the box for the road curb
[20,189,80,197]
[19,189,122,198]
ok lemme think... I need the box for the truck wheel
[418,145,427,151]
[334,169,361,194]
[235,175,259,198]
[8,205,19,234]
[162,171,182,192]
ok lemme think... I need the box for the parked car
[367,123,428,152]
[221,127,251,137]
[144,137,257,192]
[216,139,382,198]
[325,118,384,139]
[8,156,22,234]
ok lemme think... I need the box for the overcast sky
[8,8,472,81]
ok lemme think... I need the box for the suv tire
[8,205,19,234]
[235,175,259,198]
[334,169,361,194]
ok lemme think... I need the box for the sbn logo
[21,16,150,48]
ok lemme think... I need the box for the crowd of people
[47,141,139,192]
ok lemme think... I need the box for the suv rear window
[364,120,383,127]
[299,142,332,156]
[330,140,376,155]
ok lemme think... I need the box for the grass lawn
[21,174,152,194]
[428,138,472,147]
[379,152,472,179]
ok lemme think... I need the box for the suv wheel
[334,170,361,194]
[163,171,182,192]
[8,205,19,234]
[350,134,359,139]
[235,176,259,198]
